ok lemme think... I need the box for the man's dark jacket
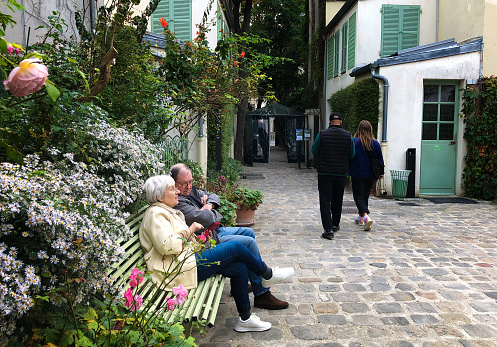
[314,125,352,174]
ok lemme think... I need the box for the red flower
[159,18,168,27]
[240,51,245,58]
[234,61,238,66]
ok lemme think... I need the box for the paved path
[193,147,497,347]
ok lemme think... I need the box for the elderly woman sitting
[140,175,293,332]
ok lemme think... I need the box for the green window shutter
[151,0,192,42]
[173,0,192,42]
[381,5,401,57]
[327,36,334,80]
[347,12,356,69]
[381,5,420,57]
[401,6,420,50]
[334,31,340,77]
[152,0,171,35]
[341,22,348,73]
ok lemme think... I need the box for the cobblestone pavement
[192,147,497,347]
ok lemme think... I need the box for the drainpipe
[322,35,328,130]
[21,0,27,48]
[89,0,96,33]
[370,64,389,142]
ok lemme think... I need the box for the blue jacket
[348,138,384,178]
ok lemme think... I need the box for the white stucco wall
[377,52,481,196]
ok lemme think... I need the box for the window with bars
[422,83,457,141]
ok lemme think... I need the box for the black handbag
[367,149,384,180]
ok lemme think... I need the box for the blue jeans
[196,241,267,315]
[217,227,268,297]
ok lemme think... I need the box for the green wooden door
[419,82,459,195]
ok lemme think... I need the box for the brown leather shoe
[254,290,289,310]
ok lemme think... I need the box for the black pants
[351,177,376,215]
[318,175,347,231]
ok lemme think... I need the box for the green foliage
[251,0,306,110]
[218,197,237,227]
[207,107,236,172]
[461,77,497,201]
[329,78,380,135]
[231,187,264,210]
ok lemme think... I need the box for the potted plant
[231,187,264,226]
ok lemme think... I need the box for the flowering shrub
[0,114,166,344]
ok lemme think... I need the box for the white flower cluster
[0,113,166,343]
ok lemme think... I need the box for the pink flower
[128,268,144,287]
[131,295,143,311]
[7,46,13,55]
[3,58,49,97]
[197,234,206,242]
[165,298,175,311]
[124,288,133,306]
[172,284,188,305]
[124,288,143,311]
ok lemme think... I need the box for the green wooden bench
[107,205,226,327]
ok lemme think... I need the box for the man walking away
[312,112,355,240]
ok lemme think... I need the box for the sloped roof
[350,37,482,77]
[246,103,304,117]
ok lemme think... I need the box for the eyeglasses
[176,180,193,188]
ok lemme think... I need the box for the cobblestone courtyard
[193,147,497,347]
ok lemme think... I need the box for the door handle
[449,141,456,145]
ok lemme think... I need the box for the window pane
[422,123,437,140]
[424,85,438,102]
[439,123,454,140]
[440,104,455,121]
[440,85,455,102]
[423,104,438,121]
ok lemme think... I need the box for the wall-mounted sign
[296,129,303,141]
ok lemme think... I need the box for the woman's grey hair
[143,175,175,204]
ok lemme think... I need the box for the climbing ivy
[461,77,497,201]
[328,78,380,136]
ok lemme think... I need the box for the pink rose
[3,58,49,97]
[197,234,206,242]
[172,284,188,305]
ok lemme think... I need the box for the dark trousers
[318,175,347,231]
[197,240,267,315]
[351,177,376,215]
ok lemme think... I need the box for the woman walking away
[348,120,384,231]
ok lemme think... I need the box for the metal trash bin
[390,170,411,200]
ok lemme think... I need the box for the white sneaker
[364,215,374,231]
[261,267,294,287]
[234,314,272,332]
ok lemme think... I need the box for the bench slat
[201,275,226,327]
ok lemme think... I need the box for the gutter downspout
[322,35,328,130]
[370,64,389,142]
[21,0,27,48]
[89,0,96,33]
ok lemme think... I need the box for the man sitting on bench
[169,163,289,310]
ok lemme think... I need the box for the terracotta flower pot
[235,206,256,227]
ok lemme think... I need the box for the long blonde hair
[354,120,375,151]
